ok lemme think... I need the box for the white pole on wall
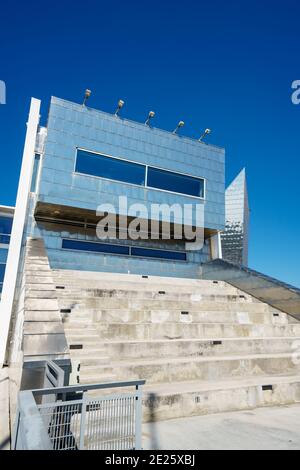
[0,98,41,368]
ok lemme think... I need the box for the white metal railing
[13,379,145,450]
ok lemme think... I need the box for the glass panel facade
[0,263,5,293]
[62,239,130,255]
[0,234,10,244]
[131,246,186,261]
[0,214,13,294]
[75,149,205,199]
[62,239,186,261]
[221,169,249,266]
[0,264,5,281]
[30,154,41,192]
[0,215,13,235]
[147,167,205,198]
[0,248,8,263]
[76,150,146,186]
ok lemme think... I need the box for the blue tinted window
[147,167,204,198]
[0,248,8,263]
[0,234,10,244]
[31,154,41,192]
[131,247,186,261]
[0,216,13,235]
[0,264,6,283]
[62,239,187,262]
[76,150,146,186]
[62,239,130,255]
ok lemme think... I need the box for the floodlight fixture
[173,120,185,134]
[199,128,212,141]
[82,89,92,106]
[145,111,155,126]
[115,99,125,116]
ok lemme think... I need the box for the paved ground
[142,405,300,450]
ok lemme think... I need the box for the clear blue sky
[0,0,299,286]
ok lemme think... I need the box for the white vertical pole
[0,98,41,368]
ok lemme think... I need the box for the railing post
[17,391,53,450]
[135,384,143,450]
[79,394,88,450]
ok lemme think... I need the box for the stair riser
[69,350,105,358]
[57,289,245,300]
[59,301,270,313]
[53,273,229,288]
[142,381,300,422]
[87,357,300,384]
[104,338,300,359]
[67,338,101,345]
[90,310,287,325]
[78,358,109,366]
[55,282,231,292]
[96,323,300,340]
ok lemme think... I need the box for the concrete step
[56,282,234,295]
[58,293,255,305]
[69,348,106,357]
[142,375,300,421]
[64,324,96,332]
[79,374,117,384]
[84,353,300,384]
[67,335,101,345]
[87,309,288,325]
[96,322,300,340]
[58,299,271,312]
[79,357,110,366]
[57,288,246,300]
[103,337,300,359]
[53,270,228,287]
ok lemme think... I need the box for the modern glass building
[0,96,225,369]
[221,168,249,266]
[0,206,14,296]
[22,97,225,278]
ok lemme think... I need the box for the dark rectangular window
[0,264,6,283]
[62,239,187,262]
[0,216,13,235]
[75,149,146,186]
[31,154,41,192]
[131,247,186,261]
[62,239,130,256]
[0,234,10,244]
[147,167,205,198]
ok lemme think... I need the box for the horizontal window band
[62,239,187,262]
[131,246,186,261]
[75,148,205,199]
[62,239,130,256]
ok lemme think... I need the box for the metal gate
[13,379,145,450]
[38,390,142,450]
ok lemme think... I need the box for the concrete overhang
[34,201,219,241]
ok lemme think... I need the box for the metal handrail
[31,379,146,397]
[13,379,146,450]
[202,258,300,320]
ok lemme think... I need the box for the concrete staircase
[53,270,300,421]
